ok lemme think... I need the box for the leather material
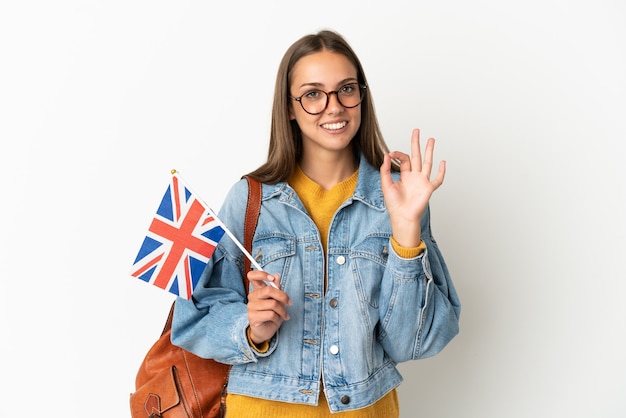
[243,175,262,281]
[130,176,262,418]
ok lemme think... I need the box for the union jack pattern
[130,173,225,299]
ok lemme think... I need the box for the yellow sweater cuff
[390,237,426,259]
[246,326,270,353]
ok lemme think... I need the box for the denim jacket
[171,154,461,413]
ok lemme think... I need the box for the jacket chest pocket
[350,235,390,308]
[252,233,296,277]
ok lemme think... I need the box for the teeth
[321,122,347,130]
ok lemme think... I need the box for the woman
[172,29,461,417]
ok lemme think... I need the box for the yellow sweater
[228,166,424,417]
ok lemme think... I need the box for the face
[289,50,362,158]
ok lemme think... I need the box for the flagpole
[172,169,279,289]
[206,205,261,271]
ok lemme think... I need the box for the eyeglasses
[290,83,367,115]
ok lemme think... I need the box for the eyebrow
[298,77,359,89]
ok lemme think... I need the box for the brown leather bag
[130,176,262,418]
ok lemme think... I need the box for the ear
[289,105,296,120]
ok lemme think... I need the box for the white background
[1,1,625,417]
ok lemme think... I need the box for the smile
[321,121,347,130]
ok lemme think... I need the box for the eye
[340,84,357,95]
[303,89,323,101]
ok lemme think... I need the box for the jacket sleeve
[170,179,276,364]
[378,204,461,362]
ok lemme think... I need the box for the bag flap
[130,366,182,417]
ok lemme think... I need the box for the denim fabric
[171,154,461,413]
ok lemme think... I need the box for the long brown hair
[246,30,396,183]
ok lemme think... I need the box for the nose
[326,91,344,113]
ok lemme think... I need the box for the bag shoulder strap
[242,175,262,291]
[161,175,262,336]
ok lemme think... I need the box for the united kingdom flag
[130,171,225,299]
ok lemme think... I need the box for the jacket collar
[352,153,386,211]
[263,153,387,211]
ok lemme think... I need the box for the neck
[299,149,357,190]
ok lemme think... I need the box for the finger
[248,272,274,291]
[431,160,446,190]
[249,278,292,307]
[249,271,281,287]
[387,151,411,172]
[254,287,292,308]
[265,273,284,292]
[411,128,422,171]
[249,299,291,322]
[380,153,394,191]
[422,137,436,177]
[248,294,291,329]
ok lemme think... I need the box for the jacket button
[330,345,339,355]
[336,255,346,265]
[340,395,350,404]
[329,298,338,308]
